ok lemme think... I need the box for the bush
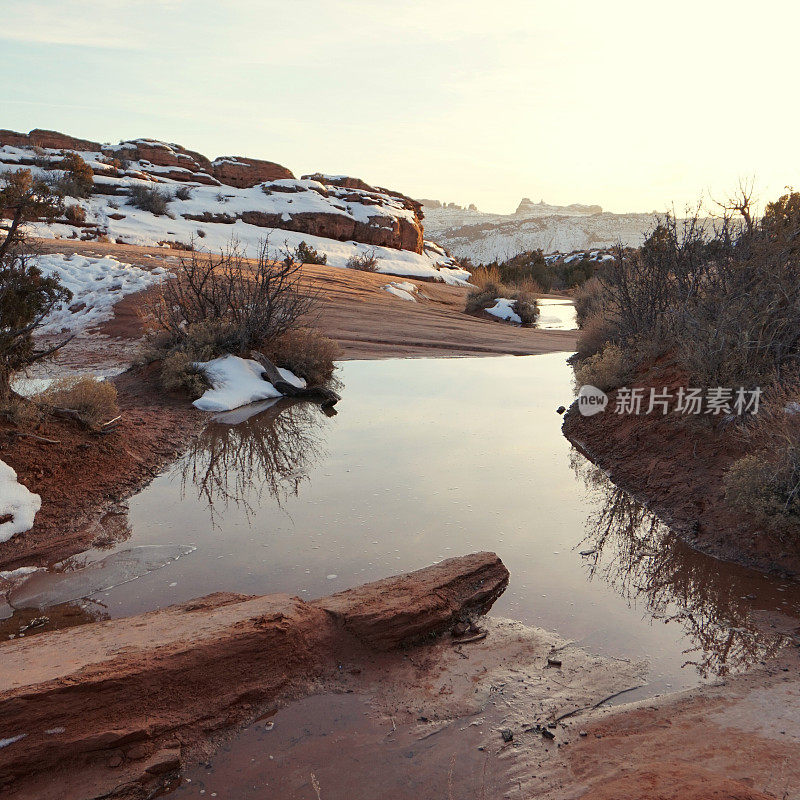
[346,250,378,271]
[160,351,211,398]
[511,293,539,325]
[129,184,172,215]
[53,152,94,198]
[264,328,341,385]
[289,241,327,265]
[576,312,619,360]
[174,185,192,201]
[724,384,800,532]
[573,276,605,329]
[141,239,321,394]
[575,344,632,391]
[38,376,119,430]
[0,170,69,401]
[65,203,87,224]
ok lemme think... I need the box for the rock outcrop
[0,553,507,799]
[212,156,294,187]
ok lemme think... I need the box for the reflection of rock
[572,454,795,678]
[0,553,510,798]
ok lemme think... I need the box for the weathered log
[250,351,341,407]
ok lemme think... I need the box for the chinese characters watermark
[577,385,761,417]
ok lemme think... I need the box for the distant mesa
[514,197,602,216]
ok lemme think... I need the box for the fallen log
[250,351,341,407]
[0,552,508,800]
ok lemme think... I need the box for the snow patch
[0,735,26,750]
[35,254,168,335]
[193,355,306,412]
[0,459,41,543]
[486,298,522,324]
[382,281,418,301]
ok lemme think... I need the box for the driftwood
[251,351,341,408]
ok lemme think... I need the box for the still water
[5,355,799,695]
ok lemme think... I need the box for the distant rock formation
[0,129,428,255]
[515,197,602,216]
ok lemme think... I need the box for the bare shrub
[575,344,632,391]
[65,203,86,224]
[160,352,211,398]
[39,376,119,430]
[263,328,341,386]
[469,265,505,292]
[141,240,321,392]
[174,185,192,201]
[129,184,172,215]
[346,250,378,271]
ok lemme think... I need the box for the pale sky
[2,0,797,214]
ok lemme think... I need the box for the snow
[486,298,522,324]
[0,459,41,543]
[536,298,578,331]
[0,566,40,582]
[192,355,306,412]
[0,146,470,283]
[382,281,418,301]
[34,254,168,335]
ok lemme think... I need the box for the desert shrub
[159,351,211,398]
[174,185,192,201]
[265,328,341,385]
[465,285,503,313]
[52,152,94,198]
[511,292,539,325]
[64,203,87,224]
[0,170,69,401]
[574,344,633,392]
[573,276,605,329]
[1,395,45,430]
[128,184,172,215]
[346,250,378,271]
[141,240,321,393]
[724,383,800,532]
[576,312,620,360]
[38,376,119,430]
[289,241,327,265]
[196,229,206,238]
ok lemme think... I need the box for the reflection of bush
[570,452,790,678]
[179,398,326,521]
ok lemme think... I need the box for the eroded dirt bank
[562,379,800,581]
[0,368,202,571]
[0,553,508,799]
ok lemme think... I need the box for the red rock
[211,156,294,188]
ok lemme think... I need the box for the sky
[1,0,797,215]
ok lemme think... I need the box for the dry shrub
[511,293,539,326]
[574,344,632,391]
[65,203,86,224]
[39,376,119,429]
[469,265,505,292]
[265,328,341,385]
[129,184,172,215]
[346,250,378,271]
[160,352,211,398]
[1,395,45,430]
[724,383,800,533]
[573,276,605,328]
[576,312,619,359]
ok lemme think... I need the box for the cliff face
[0,129,426,255]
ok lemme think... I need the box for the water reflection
[180,398,328,522]
[573,454,795,678]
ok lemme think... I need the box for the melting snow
[486,298,522,324]
[382,281,418,301]
[0,459,41,543]
[35,253,168,335]
[193,355,306,412]
[0,734,26,750]
[536,298,578,331]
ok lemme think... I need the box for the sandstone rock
[212,156,294,188]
